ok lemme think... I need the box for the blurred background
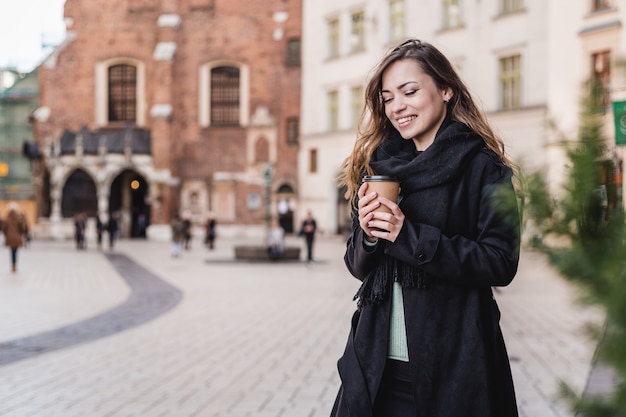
[0,0,623,243]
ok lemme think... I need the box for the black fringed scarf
[354,119,485,307]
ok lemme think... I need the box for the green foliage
[523,84,626,416]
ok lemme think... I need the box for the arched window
[199,61,249,128]
[108,64,137,123]
[95,59,145,127]
[211,66,240,126]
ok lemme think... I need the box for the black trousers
[305,235,314,260]
[10,247,18,267]
[373,359,415,417]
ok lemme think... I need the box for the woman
[2,202,28,273]
[332,39,520,417]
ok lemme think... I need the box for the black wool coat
[331,123,520,417]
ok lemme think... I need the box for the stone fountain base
[234,245,301,262]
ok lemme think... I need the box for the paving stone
[0,238,612,417]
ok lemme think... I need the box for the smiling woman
[0,0,66,72]
[333,39,521,417]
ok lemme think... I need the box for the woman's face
[381,59,451,150]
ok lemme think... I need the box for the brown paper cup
[362,175,399,214]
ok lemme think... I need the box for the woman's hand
[357,182,405,243]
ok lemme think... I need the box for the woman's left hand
[368,196,405,242]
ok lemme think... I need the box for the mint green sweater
[388,281,409,361]
[363,237,409,361]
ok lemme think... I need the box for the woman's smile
[397,115,417,126]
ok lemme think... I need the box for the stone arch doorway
[109,169,150,238]
[61,168,98,217]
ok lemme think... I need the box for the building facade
[0,68,39,227]
[300,0,626,235]
[33,0,302,240]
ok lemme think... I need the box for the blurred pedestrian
[20,212,31,247]
[171,214,184,258]
[204,214,217,250]
[107,213,118,250]
[300,210,317,262]
[137,213,147,238]
[182,211,192,250]
[266,218,285,261]
[74,212,87,250]
[2,202,28,273]
[96,216,104,249]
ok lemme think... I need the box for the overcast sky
[0,0,66,72]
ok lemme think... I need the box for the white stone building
[299,0,626,235]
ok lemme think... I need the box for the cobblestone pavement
[0,236,606,417]
[0,252,182,365]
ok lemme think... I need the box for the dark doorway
[110,170,149,238]
[61,169,98,217]
[276,183,295,234]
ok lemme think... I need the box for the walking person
[107,213,118,251]
[204,214,217,250]
[170,214,184,258]
[96,216,104,250]
[182,211,192,250]
[332,39,521,417]
[137,213,147,238]
[2,202,29,273]
[300,211,317,262]
[74,212,86,250]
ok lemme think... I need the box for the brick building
[33,0,301,240]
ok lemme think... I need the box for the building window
[327,90,339,131]
[286,117,299,144]
[309,148,318,173]
[389,0,406,42]
[108,64,137,123]
[592,51,611,108]
[328,18,340,58]
[499,55,521,111]
[211,66,240,126]
[286,38,301,67]
[351,11,365,53]
[199,61,249,127]
[351,86,364,128]
[442,0,462,30]
[500,0,523,14]
[95,59,145,127]
[592,0,611,11]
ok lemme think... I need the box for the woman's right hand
[357,182,380,241]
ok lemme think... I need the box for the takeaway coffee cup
[362,175,400,214]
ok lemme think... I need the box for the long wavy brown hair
[338,39,513,204]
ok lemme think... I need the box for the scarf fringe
[354,257,430,309]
